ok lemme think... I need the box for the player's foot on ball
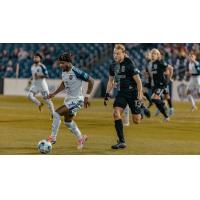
[47,135,56,145]
[77,135,88,150]
[38,103,44,112]
[191,106,198,112]
[111,142,127,149]
[163,117,170,122]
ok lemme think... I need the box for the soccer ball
[38,140,52,154]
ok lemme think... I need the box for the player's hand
[47,93,55,99]
[84,97,90,108]
[104,93,110,106]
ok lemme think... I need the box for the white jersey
[62,66,90,100]
[188,61,200,75]
[31,63,48,86]
[30,63,49,96]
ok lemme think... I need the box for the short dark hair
[34,52,43,60]
[58,52,73,62]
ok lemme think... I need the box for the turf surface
[0,95,200,155]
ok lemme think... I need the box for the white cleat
[168,108,174,116]
[163,117,170,122]
[191,106,198,112]
[123,123,130,127]
[77,135,88,150]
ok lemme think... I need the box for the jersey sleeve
[160,60,168,71]
[195,61,200,75]
[129,63,140,76]
[72,67,90,82]
[40,65,49,77]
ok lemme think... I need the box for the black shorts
[143,82,152,89]
[152,87,165,97]
[113,94,141,115]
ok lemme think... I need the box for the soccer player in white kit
[27,53,55,115]
[186,52,200,111]
[47,52,94,150]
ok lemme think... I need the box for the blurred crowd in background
[0,43,199,82]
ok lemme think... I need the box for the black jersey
[109,57,140,97]
[151,59,169,88]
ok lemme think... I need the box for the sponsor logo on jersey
[69,75,73,80]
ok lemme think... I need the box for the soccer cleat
[168,108,174,116]
[111,142,127,149]
[123,122,130,127]
[163,117,170,122]
[38,103,44,112]
[191,106,198,112]
[141,105,151,118]
[77,135,88,150]
[47,135,56,145]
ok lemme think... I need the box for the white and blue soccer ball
[38,140,52,154]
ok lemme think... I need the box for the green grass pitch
[0,95,200,155]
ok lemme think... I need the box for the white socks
[124,105,130,124]
[44,99,55,114]
[64,121,82,140]
[27,92,41,107]
[188,94,196,107]
[51,112,61,137]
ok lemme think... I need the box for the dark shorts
[152,87,165,97]
[113,94,141,115]
[143,82,152,89]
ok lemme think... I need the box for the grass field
[0,95,200,155]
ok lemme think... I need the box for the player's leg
[128,99,142,124]
[187,79,197,111]
[143,86,153,108]
[48,105,68,144]
[111,95,127,149]
[123,105,130,126]
[41,90,55,115]
[151,89,169,121]
[63,99,87,149]
[27,86,43,111]
[163,87,174,116]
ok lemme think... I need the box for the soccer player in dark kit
[150,48,173,122]
[104,44,150,149]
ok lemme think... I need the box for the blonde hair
[114,44,126,53]
[151,48,161,60]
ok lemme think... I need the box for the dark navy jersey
[144,61,152,85]
[109,57,140,96]
[151,60,169,88]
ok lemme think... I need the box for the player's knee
[27,92,33,100]
[132,117,141,124]
[53,112,61,121]
[113,110,121,120]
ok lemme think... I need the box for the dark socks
[114,119,125,143]
[144,92,152,105]
[167,98,172,108]
[152,99,168,118]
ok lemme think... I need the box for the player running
[150,49,173,122]
[47,52,94,150]
[27,53,54,115]
[186,52,200,111]
[104,44,149,149]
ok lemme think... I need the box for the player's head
[151,48,161,61]
[33,53,43,64]
[58,52,73,70]
[189,52,196,62]
[113,44,126,63]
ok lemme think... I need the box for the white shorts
[188,76,200,93]
[29,81,49,98]
[64,98,84,116]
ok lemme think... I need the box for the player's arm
[104,76,114,106]
[133,74,143,101]
[84,77,94,108]
[47,81,65,99]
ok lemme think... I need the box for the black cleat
[111,142,127,149]
[141,105,151,118]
